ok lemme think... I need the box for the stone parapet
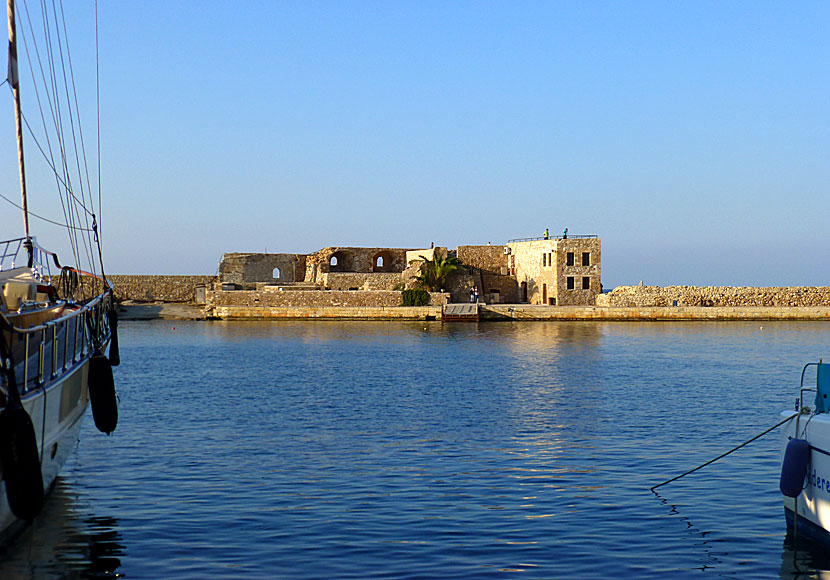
[597,286,830,308]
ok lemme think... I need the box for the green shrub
[402,288,430,306]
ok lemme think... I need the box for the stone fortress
[207,234,601,315]
[108,231,830,320]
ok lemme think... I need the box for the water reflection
[780,530,830,579]
[0,479,124,579]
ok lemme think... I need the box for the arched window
[273,267,280,279]
[329,251,354,272]
[372,251,394,273]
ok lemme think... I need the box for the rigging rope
[650,413,798,491]
[0,191,94,231]
[10,0,106,281]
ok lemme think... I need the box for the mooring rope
[650,412,799,491]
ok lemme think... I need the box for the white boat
[780,362,830,544]
[1,0,118,542]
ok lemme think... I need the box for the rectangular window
[582,276,590,290]
[566,252,574,266]
[582,252,590,266]
[567,276,575,290]
[548,252,552,266]
[542,253,547,267]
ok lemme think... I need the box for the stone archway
[372,251,394,272]
[329,250,355,272]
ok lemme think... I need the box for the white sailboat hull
[0,356,90,542]
[780,411,830,542]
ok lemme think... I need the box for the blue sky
[2,1,828,288]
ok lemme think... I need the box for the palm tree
[411,254,464,291]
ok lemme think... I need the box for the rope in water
[650,412,799,491]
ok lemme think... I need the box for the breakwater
[597,285,830,308]
[106,276,830,321]
[108,275,214,303]
[482,305,830,321]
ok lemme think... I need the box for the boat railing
[8,286,113,395]
[0,236,61,281]
[507,235,599,243]
[799,362,827,413]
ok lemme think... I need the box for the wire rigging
[9,0,105,279]
[0,190,93,231]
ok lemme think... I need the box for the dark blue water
[2,320,830,579]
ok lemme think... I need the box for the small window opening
[330,256,338,267]
[567,277,575,290]
[376,256,384,268]
[582,276,590,290]
[273,267,280,279]
[582,252,590,266]
[549,297,556,306]
[542,253,547,267]
[566,252,574,267]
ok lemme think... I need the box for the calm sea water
[1,319,830,579]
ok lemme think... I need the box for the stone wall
[210,305,443,320]
[305,247,413,283]
[457,246,517,303]
[405,247,447,265]
[554,238,601,306]
[597,286,830,307]
[218,253,305,285]
[456,245,507,274]
[320,272,403,291]
[109,275,215,303]
[206,288,449,311]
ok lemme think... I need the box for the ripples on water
[2,320,830,578]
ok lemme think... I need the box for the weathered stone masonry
[597,286,830,307]
[206,288,449,308]
[505,237,601,306]
[109,275,214,303]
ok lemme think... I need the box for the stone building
[218,253,307,286]
[215,235,601,306]
[456,245,519,304]
[505,235,601,306]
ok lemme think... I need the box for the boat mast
[6,0,32,263]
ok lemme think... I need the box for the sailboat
[1,0,118,541]
[780,362,830,544]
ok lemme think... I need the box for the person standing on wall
[543,228,549,240]
[563,227,568,239]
